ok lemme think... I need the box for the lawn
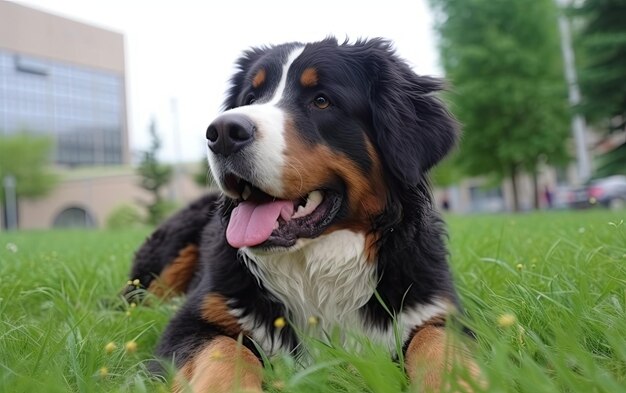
[0,209,625,392]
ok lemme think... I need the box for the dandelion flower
[104,342,117,354]
[99,367,109,377]
[497,313,516,328]
[516,263,524,271]
[130,302,137,309]
[308,316,318,325]
[125,340,138,353]
[274,317,286,329]
[132,279,140,286]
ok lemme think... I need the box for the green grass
[0,210,625,392]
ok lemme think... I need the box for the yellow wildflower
[497,313,516,328]
[104,342,117,354]
[274,317,286,329]
[125,340,138,353]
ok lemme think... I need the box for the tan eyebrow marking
[252,68,266,88]
[300,67,319,87]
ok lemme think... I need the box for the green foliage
[593,142,626,178]
[137,120,173,226]
[145,200,179,226]
[430,0,571,209]
[572,0,626,131]
[193,158,216,188]
[430,152,463,187]
[0,133,58,201]
[105,204,144,230]
[1,211,625,392]
[572,0,626,178]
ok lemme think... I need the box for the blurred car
[568,175,626,210]
[567,185,591,209]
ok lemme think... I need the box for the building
[17,164,206,229]
[0,1,129,166]
[0,2,161,230]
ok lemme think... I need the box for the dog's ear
[365,39,459,185]
[222,47,268,111]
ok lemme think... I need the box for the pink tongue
[226,200,294,248]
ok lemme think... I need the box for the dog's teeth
[307,191,323,206]
[291,190,324,219]
[242,185,252,201]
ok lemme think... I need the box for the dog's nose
[206,113,256,156]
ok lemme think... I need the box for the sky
[16,0,442,163]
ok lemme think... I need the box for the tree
[137,119,173,226]
[430,0,571,210]
[572,0,626,176]
[573,0,626,130]
[0,133,58,202]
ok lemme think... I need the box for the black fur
[122,193,219,301]
[127,37,461,372]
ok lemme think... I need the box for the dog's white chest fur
[240,230,378,352]
[235,230,450,356]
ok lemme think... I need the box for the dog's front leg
[405,324,482,393]
[173,336,263,393]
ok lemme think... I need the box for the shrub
[106,204,144,230]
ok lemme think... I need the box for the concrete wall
[0,1,125,73]
[17,168,208,229]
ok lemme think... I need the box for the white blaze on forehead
[269,46,305,105]
[210,45,305,197]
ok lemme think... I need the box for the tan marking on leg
[173,336,262,393]
[405,321,483,392]
[147,245,198,299]
[252,68,266,88]
[300,67,318,87]
[200,293,242,337]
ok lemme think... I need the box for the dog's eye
[245,94,257,106]
[313,95,330,109]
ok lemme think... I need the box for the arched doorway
[52,206,96,228]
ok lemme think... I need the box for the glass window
[0,49,125,166]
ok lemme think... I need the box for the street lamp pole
[556,0,592,183]
[3,174,18,230]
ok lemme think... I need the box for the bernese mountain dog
[124,37,480,392]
